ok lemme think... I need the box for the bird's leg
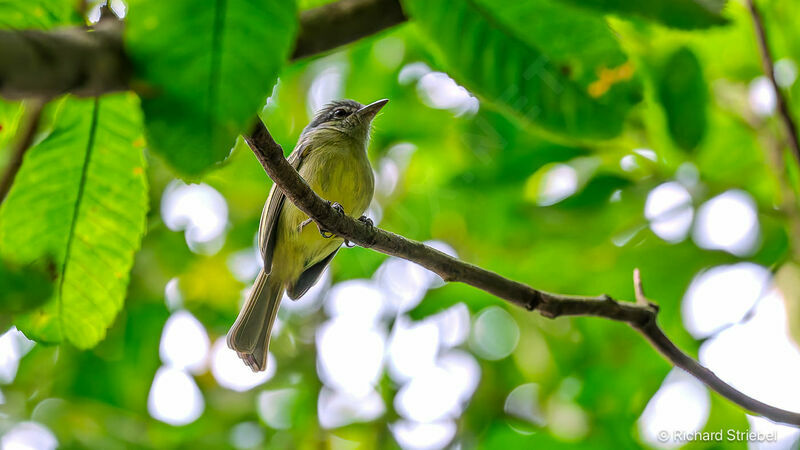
[297,218,313,232]
[318,201,345,238]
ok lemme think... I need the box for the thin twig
[747,0,800,164]
[243,119,800,426]
[0,100,45,203]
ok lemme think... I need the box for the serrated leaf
[403,0,641,140]
[563,0,728,29]
[0,94,148,348]
[0,0,81,29]
[658,47,708,152]
[125,0,297,175]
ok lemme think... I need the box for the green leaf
[0,94,148,348]
[125,0,297,175]
[0,259,54,332]
[563,0,728,29]
[658,47,708,152]
[0,0,81,29]
[402,0,641,140]
[0,99,23,151]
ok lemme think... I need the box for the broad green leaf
[658,47,708,152]
[0,0,81,29]
[125,0,297,175]
[403,0,641,140]
[0,94,148,348]
[564,0,728,29]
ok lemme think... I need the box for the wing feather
[287,248,338,299]
[257,143,307,271]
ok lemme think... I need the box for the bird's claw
[358,215,373,228]
[343,216,374,247]
[329,201,345,215]
[319,201,345,238]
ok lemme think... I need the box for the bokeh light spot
[210,338,274,392]
[638,369,710,448]
[693,190,760,256]
[0,421,57,450]
[645,182,693,243]
[470,306,519,360]
[682,263,771,338]
[159,310,210,374]
[147,367,204,426]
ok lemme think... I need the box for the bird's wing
[257,142,308,271]
[286,247,338,300]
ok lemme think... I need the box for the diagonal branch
[243,119,800,426]
[747,0,800,165]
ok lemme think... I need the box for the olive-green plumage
[227,99,387,371]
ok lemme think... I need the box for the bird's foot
[358,215,373,228]
[343,215,374,247]
[319,201,345,238]
[329,201,345,214]
[297,218,313,232]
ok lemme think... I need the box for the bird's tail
[227,269,282,372]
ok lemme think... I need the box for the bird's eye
[333,108,348,119]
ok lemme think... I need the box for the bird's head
[302,99,388,144]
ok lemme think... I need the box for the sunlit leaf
[125,0,297,175]
[658,47,708,152]
[402,0,642,139]
[0,94,148,348]
[564,0,728,29]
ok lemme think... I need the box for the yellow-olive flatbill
[227,99,388,371]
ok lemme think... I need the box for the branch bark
[0,0,406,99]
[747,0,800,165]
[293,0,406,60]
[0,21,129,99]
[244,119,800,426]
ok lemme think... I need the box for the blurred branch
[0,20,129,99]
[0,100,45,203]
[747,0,800,165]
[293,0,406,59]
[0,0,405,99]
[244,119,800,426]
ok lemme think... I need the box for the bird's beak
[356,99,389,122]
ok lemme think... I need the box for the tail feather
[227,269,282,372]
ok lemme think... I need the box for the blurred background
[3,0,800,448]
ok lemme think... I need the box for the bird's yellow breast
[270,140,374,283]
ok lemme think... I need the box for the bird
[227,98,388,371]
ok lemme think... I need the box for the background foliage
[1,0,800,448]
